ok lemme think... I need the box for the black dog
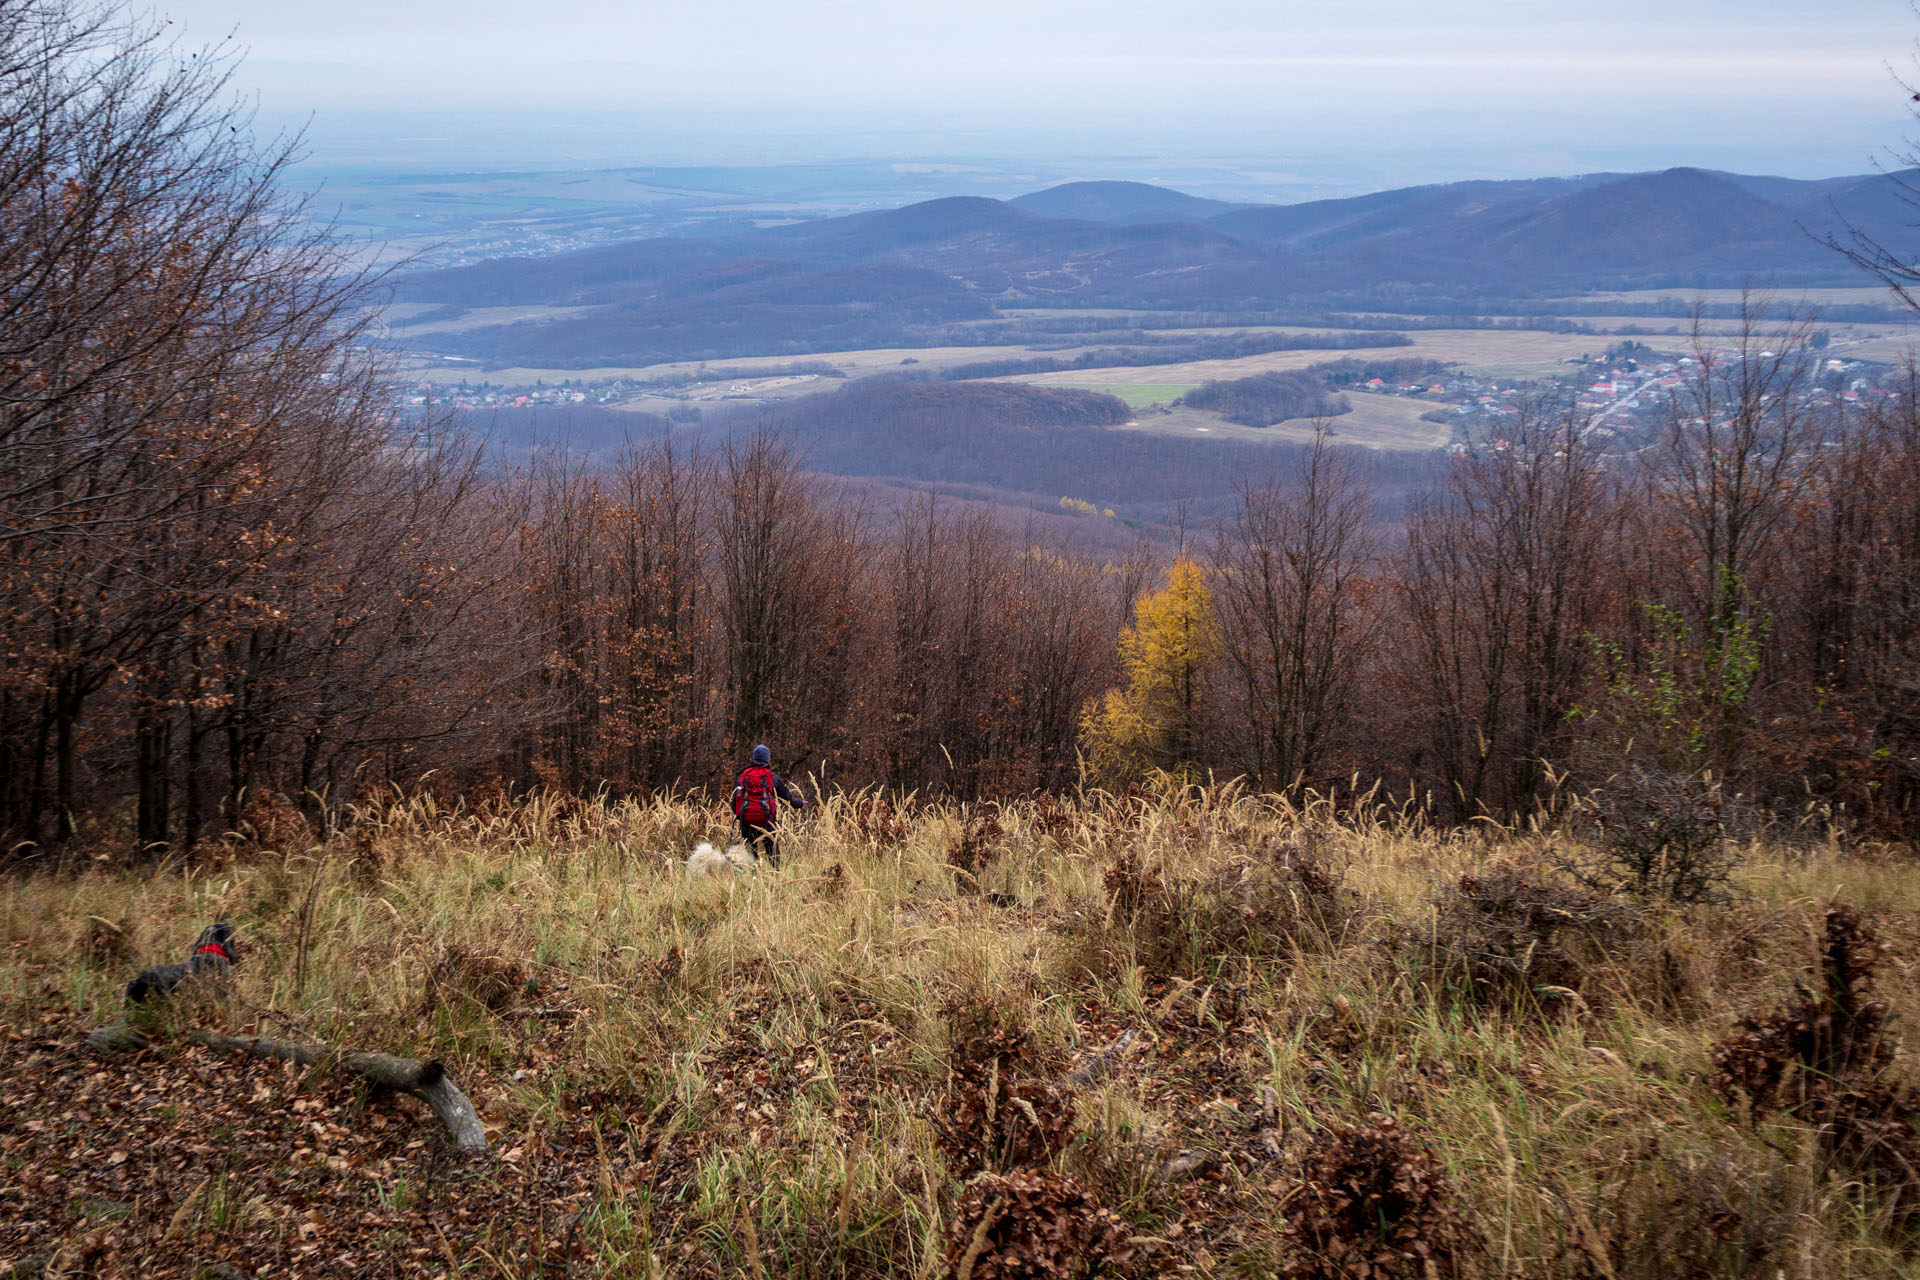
[126,922,238,1004]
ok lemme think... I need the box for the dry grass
[1120,392,1451,452]
[2,785,1917,1277]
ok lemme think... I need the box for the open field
[1833,332,1920,364]
[5,789,1917,1277]
[1048,383,1197,408]
[1563,287,1909,308]
[1122,392,1451,451]
[374,303,604,337]
[393,345,1077,388]
[1013,328,1615,384]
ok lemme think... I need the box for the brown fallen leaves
[0,1007,656,1279]
[1282,1115,1469,1280]
[943,1170,1134,1280]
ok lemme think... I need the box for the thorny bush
[1574,768,1742,904]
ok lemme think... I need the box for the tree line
[7,0,1920,858]
[1084,328,1920,835]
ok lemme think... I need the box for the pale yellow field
[1010,328,1617,383]
[1565,286,1908,307]
[1832,332,1920,363]
[391,344,1084,386]
[1122,391,1450,451]
[376,302,602,337]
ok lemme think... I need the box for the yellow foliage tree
[1082,557,1219,784]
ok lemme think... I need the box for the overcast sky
[154,0,1918,179]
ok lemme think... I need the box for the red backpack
[733,766,777,824]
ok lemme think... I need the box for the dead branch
[85,1022,487,1153]
[186,1031,488,1153]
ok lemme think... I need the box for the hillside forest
[5,0,1920,860]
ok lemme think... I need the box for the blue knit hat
[751,744,771,766]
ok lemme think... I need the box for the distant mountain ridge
[1009,180,1244,224]
[394,167,1916,367]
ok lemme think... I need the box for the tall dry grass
[3,783,1916,1277]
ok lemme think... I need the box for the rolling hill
[392,168,1919,366]
[1009,180,1244,224]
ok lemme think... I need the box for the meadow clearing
[2,786,1915,1278]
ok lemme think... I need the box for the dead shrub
[81,914,131,966]
[1283,1115,1469,1280]
[1713,904,1894,1106]
[1570,1136,1809,1279]
[1102,853,1165,919]
[1029,792,1078,840]
[847,793,913,846]
[237,791,312,852]
[1100,848,1344,981]
[1572,768,1742,904]
[1417,861,1623,1010]
[423,945,529,1015]
[943,1170,1134,1280]
[1712,904,1918,1223]
[951,812,1009,899]
[347,829,386,888]
[938,1007,1076,1175]
[950,811,1006,876]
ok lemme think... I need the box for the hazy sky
[155,0,1919,180]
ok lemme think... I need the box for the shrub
[422,945,528,1014]
[1417,861,1621,1009]
[1713,904,1894,1107]
[943,1170,1134,1280]
[1282,1115,1469,1280]
[1577,1137,1811,1279]
[1574,768,1741,904]
[950,811,1007,882]
[1100,845,1351,981]
[937,1020,1077,1175]
[1712,905,1918,1224]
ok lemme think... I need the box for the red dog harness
[192,942,232,962]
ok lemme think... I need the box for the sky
[154,0,1920,187]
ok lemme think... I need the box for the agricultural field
[1014,329,1610,385]
[1563,286,1908,308]
[3,788,1917,1278]
[1123,392,1451,451]
[392,344,1087,389]
[1047,383,1198,409]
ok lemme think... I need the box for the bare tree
[1397,403,1618,818]
[1210,425,1378,794]
[1632,301,1819,773]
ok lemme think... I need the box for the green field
[1049,382,1197,408]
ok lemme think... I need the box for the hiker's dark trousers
[739,818,778,865]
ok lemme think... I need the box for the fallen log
[186,1031,489,1154]
[86,1018,149,1052]
[86,1022,487,1153]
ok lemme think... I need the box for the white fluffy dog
[685,841,757,881]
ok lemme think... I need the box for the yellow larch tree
[1082,556,1219,784]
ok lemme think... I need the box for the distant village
[389,338,1902,452]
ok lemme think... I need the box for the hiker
[732,744,806,866]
